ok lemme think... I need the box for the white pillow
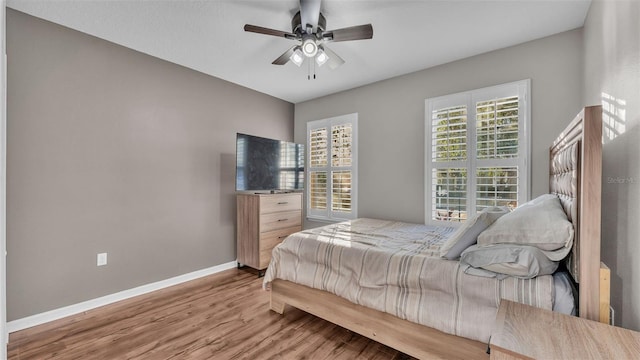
[439,206,509,260]
[460,244,559,279]
[477,194,574,256]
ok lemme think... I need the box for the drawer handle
[278,236,287,239]
[277,202,289,205]
[277,219,288,222]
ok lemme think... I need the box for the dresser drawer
[260,225,302,251]
[260,194,302,214]
[260,210,302,233]
[259,225,302,268]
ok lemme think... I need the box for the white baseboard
[7,260,238,333]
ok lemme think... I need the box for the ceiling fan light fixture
[290,47,304,67]
[315,48,329,67]
[245,1,373,73]
[301,38,318,57]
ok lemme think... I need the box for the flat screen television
[235,133,304,192]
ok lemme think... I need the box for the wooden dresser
[236,193,302,275]
[490,300,640,359]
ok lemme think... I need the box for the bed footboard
[269,279,488,360]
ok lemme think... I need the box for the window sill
[306,216,351,224]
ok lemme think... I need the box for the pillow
[439,206,509,260]
[477,194,574,257]
[460,244,559,279]
[553,272,577,315]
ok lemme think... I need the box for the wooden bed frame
[269,106,607,359]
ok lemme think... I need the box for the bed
[263,106,607,359]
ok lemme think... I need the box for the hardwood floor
[8,268,412,359]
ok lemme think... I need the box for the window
[425,80,530,224]
[278,141,305,190]
[307,113,358,221]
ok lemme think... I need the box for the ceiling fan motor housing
[292,11,326,35]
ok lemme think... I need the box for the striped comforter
[263,218,554,343]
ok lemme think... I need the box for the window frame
[424,80,531,226]
[306,113,358,222]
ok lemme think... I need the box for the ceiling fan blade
[299,0,321,32]
[272,46,297,65]
[244,24,296,39]
[323,24,373,42]
[321,46,345,70]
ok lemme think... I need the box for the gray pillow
[553,272,577,315]
[439,206,509,260]
[477,194,574,257]
[460,244,559,279]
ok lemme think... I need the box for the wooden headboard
[549,106,604,322]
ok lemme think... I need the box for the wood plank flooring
[8,268,412,359]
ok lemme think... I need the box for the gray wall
[295,29,583,227]
[583,0,640,330]
[6,9,293,321]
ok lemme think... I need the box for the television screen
[235,133,304,192]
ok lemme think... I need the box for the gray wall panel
[6,9,293,320]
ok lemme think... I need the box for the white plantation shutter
[309,128,328,211]
[432,168,467,221]
[476,166,518,211]
[476,96,519,159]
[332,170,352,212]
[432,105,467,162]
[430,102,469,221]
[331,124,353,213]
[332,124,353,166]
[425,80,530,225]
[310,128,328,167]
[309,171,327,210]
[307,114,358,220]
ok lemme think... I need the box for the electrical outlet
[97,253,108,266]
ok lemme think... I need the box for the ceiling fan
[244,0,373,72]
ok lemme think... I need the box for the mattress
[264,218,564,343]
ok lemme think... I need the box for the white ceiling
[7,0,592,103]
